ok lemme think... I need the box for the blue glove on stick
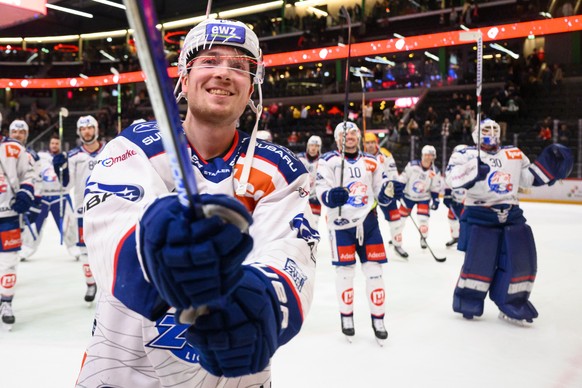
[52,152,70,187]
[430,192,440,210]
[11,189,34,214]
[139,193,253,316]
[322,187,349,208]
[186,268,279,378]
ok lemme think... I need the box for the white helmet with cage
[473,119,501,151]
[422,144,437,159]
[76,115,99,144]
[177,18,264,87]
[334,121,360,141]
[9,119,29,133]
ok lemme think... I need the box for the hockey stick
[122,0,202,218]
[408,213,446,262]
[58,107,68,245]
[337,5,352,219]
[110,67,122,134]
[459,31,483,160]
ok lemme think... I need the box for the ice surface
[2,202,581,388]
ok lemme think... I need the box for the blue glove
[430,192,440,210]
[322,187,349,208]
[185,268,279,377]
[530,143,574,186]
[26,196,43,223]
[378,180,404,206]
[139,193,254,313]
[465,159,490,189]
[11,189,34,214]
[53,152,70,187]
[443,189,452,208]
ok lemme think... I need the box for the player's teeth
[209,89,230,95]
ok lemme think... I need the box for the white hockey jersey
[37,151,71,197]
[376,149,399,180]
[67,143,106,215]
[445,145,534,207]
[78,121,318,388]
[399,159,443,201]
[0,138,35,218]
[316,151,385,230]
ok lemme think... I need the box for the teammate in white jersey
[398,145,443,249]
[445,119,573,325]
[53,115,105,302]
[76,18,318,387]
[363,132,408,258]
[20,135,77,260]
[296,135,322,220]
[442,144,467,247]
[7,120,42,262]
[316,122,399,344]
[0,129,36,328]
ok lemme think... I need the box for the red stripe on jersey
[269,266,304,320]
[111,225,137,295]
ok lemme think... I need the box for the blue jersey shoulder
[250,134,307,183]
[119,120,165,158]
[26,147,40,161]
[411,159,421,166]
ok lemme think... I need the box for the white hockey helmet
[9,119,29,133]
[256,130,272,141]
[177,18,264,85]
[76,115,99,144]
[307,135,322,147]
[334,121,360,141]
[422,144,437,159]
[473,119,501,150]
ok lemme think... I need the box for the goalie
[445,119,573,325]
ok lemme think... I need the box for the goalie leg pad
[490,223,539,321]
[453,224,501,318]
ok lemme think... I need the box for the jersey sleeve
[445,150,479,189]
[83,136,169,319]
[315,153,336,204]
[244,163,318,346]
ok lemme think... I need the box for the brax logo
[505,149,522,159]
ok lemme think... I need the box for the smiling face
[181,46,254,127]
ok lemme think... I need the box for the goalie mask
[473,119,501,152]
[77,115,99,145]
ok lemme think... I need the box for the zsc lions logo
[488,171,513,194]
[84,181,145,202]
[346,181,368,208]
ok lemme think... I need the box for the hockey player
[446,119,573,324]
[76,18,318,387]
[0,129,35,328]
[316,122,399,345]
[443,144,467,247]
[363,132,408,258]
[52,115,105,302]
[7,120,42,260]
[20,135,77,260]
[398,145,443,249]
[297,135,322,220]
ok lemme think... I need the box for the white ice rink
[1,201,581,388]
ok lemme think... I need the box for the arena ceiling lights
[2,16,581,89]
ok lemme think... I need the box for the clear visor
[186,54,259,79]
